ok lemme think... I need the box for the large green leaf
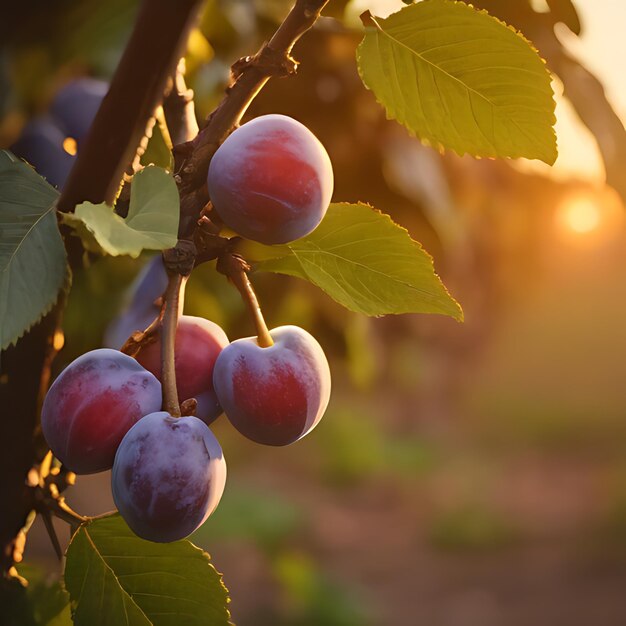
[242,202,462,320]
[0,151,67,351]
[67,166,179,258]
[357,0,557,163]
[64,514,231,626]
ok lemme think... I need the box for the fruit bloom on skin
[213,325,331,446]
[112,411,227,543]
[103,255,169,350]
[136,315,229,425]
[41,349,162,474]
[207,114,333,245]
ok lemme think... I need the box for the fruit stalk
[230,267,274,349]
[161,273,185,417]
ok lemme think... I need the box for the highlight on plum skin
[41,349,162,474]
[213,325,331,446]
[136,315,229,425]
[207,114,334,245]
[111,411,227,543]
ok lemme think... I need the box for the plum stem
[231,269,274,348]
[161,273,185,417]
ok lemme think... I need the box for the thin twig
[163,58,199,145]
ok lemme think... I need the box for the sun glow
[559,197,601,234]
[555,188,624,244]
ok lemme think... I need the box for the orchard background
[2,0,626,624]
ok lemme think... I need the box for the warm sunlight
[62,137,77,156]
[555,188,624,242]
[559,197,601,233]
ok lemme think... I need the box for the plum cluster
[42,115,334,542]
[42,318,330,542]
[11,78,108,188]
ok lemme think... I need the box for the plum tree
[49,78,109,145]
[10,117,76,189]
[111,411,227,543]
[213,325,331,446]
[41,349,162,474]
[104,255,169,350]
[136,315,229,424]
[207,114,333,245]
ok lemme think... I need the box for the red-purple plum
[41,349,162,474]
[207,114,333,244]
[111,411,226,542]
[213,325,331,446]
[136,316,229,424]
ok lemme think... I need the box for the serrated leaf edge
[356,0,558,164]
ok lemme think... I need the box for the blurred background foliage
[3,0,626,624]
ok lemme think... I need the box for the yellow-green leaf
[357,0,557,163]
[242,202,462,320]
[69,166,179,258]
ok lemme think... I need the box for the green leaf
[243,202,462,320]
[69,166,179,258]
[0,151,68,351]
[64,513,231,626]
[357,0,557,163]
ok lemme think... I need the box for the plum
[50,78,109,145]
[207,114,333,245]
[11,117,76,189]
[136,315,229,425]
[103,255,169,350]
[213,325,331,446]
[111,411,226,542]
[41,349,162,474]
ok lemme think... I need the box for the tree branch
[163,59,199,146]
[57,0,204,213]
[1,0,204,590]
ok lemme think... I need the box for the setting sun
[555,188,624,243]
[558,197,602,234]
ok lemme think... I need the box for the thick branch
[57,0,204,213]
[1,0,204,590]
